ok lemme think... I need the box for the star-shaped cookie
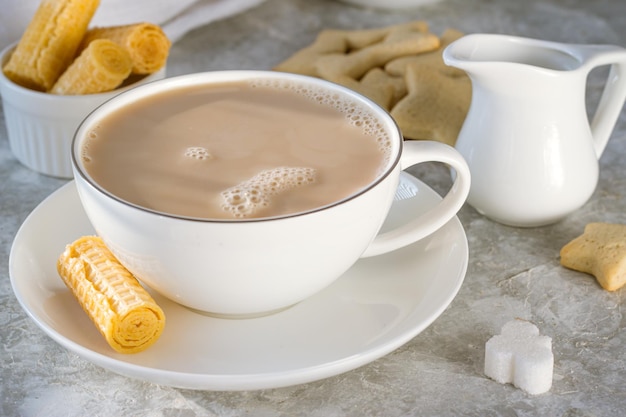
[390,62,471,145]
[560,222,626,291]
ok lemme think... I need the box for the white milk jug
[443,34,626,226]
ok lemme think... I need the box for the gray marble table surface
[1,0,625,416]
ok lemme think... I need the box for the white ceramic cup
[0,43,165,178]
[71,70,471,317]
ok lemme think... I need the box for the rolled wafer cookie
[50,39,132,95]
[80,23,171,74]
[57,236,165,354]
[2,0,100,91]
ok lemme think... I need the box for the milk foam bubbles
[249,78,392,170]
[221,167,317,218]
[80,130,98,163]
[184,146,212,160]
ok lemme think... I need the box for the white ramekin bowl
[0,43,165,178]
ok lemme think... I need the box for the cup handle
[361,140,471,258]
[577,45,626,158]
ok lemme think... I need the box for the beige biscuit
[341,20,430,50]
[273,20,433,78]
[385,28,466,77]
[325,67,406,110]
[390,62,471,144]
[315,31,439,81]
[273,30,351,77]
[560,222,626,291]
[360,68,407,109]
[314,31,439,110]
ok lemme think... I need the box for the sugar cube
[484,319,553,395]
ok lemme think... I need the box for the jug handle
[578,45,626,158]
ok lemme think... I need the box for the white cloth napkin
[0,0,266,50]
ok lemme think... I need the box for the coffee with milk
[81,79,391,219]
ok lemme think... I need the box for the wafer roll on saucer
[57,236,165,354]
[2,0,100,91]
[81,23,171,74]
[50,39,132,95]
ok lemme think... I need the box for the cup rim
[71,70,403,223]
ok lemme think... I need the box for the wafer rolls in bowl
[0,43,165,178]
[2,0,101,92]
[50,39,133,95]
[80,23,170,74]
[0,0,170,178]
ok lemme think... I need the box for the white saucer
[9,172,468,391]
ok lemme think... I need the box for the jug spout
[443,33,583,74]
[443,34,587,102]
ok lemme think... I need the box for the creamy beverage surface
[81,80,391,219]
